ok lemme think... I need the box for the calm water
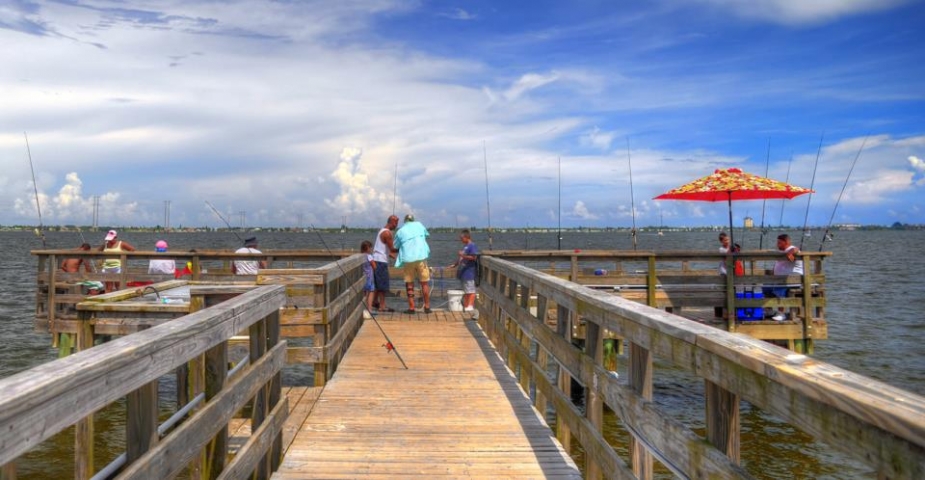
[1,229,922,478]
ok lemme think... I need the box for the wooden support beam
[629,343,654,480]
[74,314,95,480]
[127,381,159,462]
[203,342,228,479]
[585,320,603,480]
[705,379,740,464]
[556,304,572,454]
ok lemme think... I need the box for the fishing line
[204,200,244,243]
[24,132,46,248]
[799,132,824,250]
[778,152,793,228]
[626,138,638,251]
[758,138,771,250]
[311,224,408,369]
[483,141,493,251]
[818,134,868,252]
[557,156,562,250]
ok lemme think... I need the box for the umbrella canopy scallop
[654,168,813,202]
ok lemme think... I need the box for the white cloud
[502,71,561,102]
[909,156,925,172]
[689,0,909,25]
[439,8,477,21]
[581,127,616,151]
[570,200,599,220]
[842,170,915,204]
[13,172,140,224]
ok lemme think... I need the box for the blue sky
[1,0,923,229]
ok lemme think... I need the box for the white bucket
[447,289,464,311]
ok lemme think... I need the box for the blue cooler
[736,291,764,320]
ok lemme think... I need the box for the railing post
[629,343,654,479]
[555,305,572,454]
[48,254,57,326]
[126,381,159,463]
[800,253,814,354]
[570,256,579,282]
[725,257,737,332]
[75,311,95,480]
[1,462,15,480]
[705,380,740,464]
[534,294,549,420]
[585,320,603,480]
[267,309,283,472]
[646,255,657,308]
[250,316,270,480]
[203,341,228,479]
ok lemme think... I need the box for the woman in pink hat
[100,230,135,291]
[148,240,176,275]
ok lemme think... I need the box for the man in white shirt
[233,237,266,275]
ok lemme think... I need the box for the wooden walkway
[272,311,581,478]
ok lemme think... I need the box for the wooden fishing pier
[1,249,922,478]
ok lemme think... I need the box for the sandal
[378,307,395,313]
[403,309,416,314]
[424,307,432,314]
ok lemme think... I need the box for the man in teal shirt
[394,214,431,313]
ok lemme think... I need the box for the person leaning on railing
[762,234,803,322]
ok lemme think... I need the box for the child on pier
[360,241,376,315]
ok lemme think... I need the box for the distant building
[743,216,754,229]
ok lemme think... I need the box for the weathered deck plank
[273,312,581,478]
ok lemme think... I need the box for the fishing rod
[204,200,244,243]
[483,141,493,251]
[778,152,793,228]
[758,138,771,250]
[818,134,869,252]
[557,156,562,250]
[24,132,46,248]
[311,224,408,369]
[799,132,824,250]
[626,138,638,251]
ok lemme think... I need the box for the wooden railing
[257,255,367,386]
[0,285,288,479]
[487,250,829,352]
[476,256,925,479]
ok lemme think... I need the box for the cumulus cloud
[842,170,915,204]
[324,147,403,222]
[13,172,139,223]
[690,0,909,25]
[909,156,925,172]
[571,200,599,220]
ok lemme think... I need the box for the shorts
[461,279,476,294]
[363,273,375,293]
[373,262,390,292]
[763,287,789,298]
[102,266,121,274]
[402,260,430,283]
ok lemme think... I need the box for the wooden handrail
[477,256,925,479]
[0,285,288,478]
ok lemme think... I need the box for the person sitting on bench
[763,234,803,321]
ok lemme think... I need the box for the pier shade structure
[0,249,921,478]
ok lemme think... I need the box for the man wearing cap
[233,237,266,275]
[148,240,176,275]
[394,214,432,314]
[372,215,399,312]
[100,230,135,291]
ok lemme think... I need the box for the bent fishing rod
[24,132,46,248]
[626,138,638,251]
[818,134,869,252]
[800,132,825,250]
[205,200,244,243]
[310,224,408,369]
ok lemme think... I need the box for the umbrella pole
[727,194,734,248]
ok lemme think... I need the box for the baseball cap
[104,230,117,241]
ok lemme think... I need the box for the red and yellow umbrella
[654,168,813,246]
